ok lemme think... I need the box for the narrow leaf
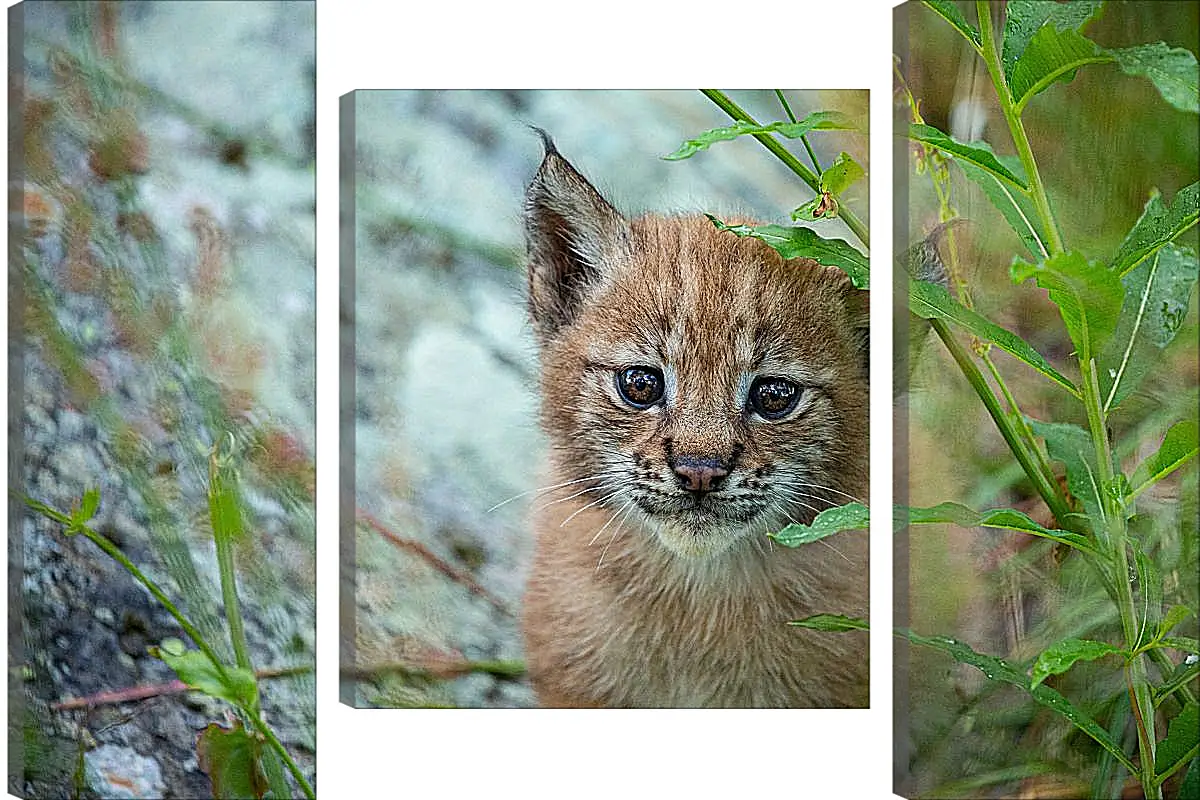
[664,112,857,160]
[208,459,246,546]
[1129,420,1200,499]
[1156,703,1200,783]
[1156,605,1196,642]
[197,722,267,799]
[1133,538,1164,649]
[908,277,1079,396]
[77,488,100,523]
[1111,182,1200,277]
[771,502,868,547]
[22,495,73,527]
[1112,43,1200,115]
[957,154,1048,259]
[902,629,1138,773]
[1159,637,1200,655]
[708,217,869,289]
[907,123,1028,189]
[1027,418,1107,537]
[1179,755,1200,799]
[1099,245,1200,411]
[1029,638,1123,689]
[1002,1,1105,82]
[901,502,1095,552]
[1011,251,1124,361]
[921,0,981,48]
[1156,659,1200,706]
[820,152,865,196]
[1010,27,1114,112]
[159,648,257,707]
[788,614,869,632]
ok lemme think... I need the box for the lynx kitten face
[525,136,868,560]
[521,133,869,707]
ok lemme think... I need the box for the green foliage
[908,277,1079,395]
[907,123,1028,188]
[662,111,857,161]
[707,217,869,289]
[771,502,869,546]
[788,614,868,632]
[901,2,1199,797]
[1029,638,1124,689]
[902,502,1094,552]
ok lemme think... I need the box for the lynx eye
[616,366,664,409]
[748,376,802,420]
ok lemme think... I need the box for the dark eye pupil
[751,378,799,418]
[617,367,664,408]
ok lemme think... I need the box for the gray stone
[84,744,166,800]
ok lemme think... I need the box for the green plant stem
[980,351,1060,494]
[1081,358,1161,799]
[931,319,1072,524]
[975,1,1065,257]
[245,710,316,800]
[700,89,869,249]
[75,524,235,690]
[776,89,822,173]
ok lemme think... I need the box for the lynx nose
[672,457,729,494]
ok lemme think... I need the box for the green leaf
[1129,420,1200,500]
[197,722,268,799]
[1010,27,1114,113]
[22,495,73,527]
[1111,183,1200,277]
[771,502,868,547]
[921,0,981,48]
[901,629,1138,774]
[208,459,246,547]
[1027,418,1107,537]
[76,488,100,524]
[820,152,865,196]
[1156,659,1200,707]
[901,502,1095,553]
[158,648,257,708]
[956,153,1049,259]
[1099,245,1200,412]
[1156,703,1200,783]
[788,614,869,632]
[1029,638,1124,689]
[791,194,837,222]
[1112,43,1200,115]
[707,217,869,289]
[663,112,857,160]
[908,277,1079,396]
[1179,755,1200,800]
[1011,251,1124,361]
[1156,605,1196,642]
[1133,538,1164,649]
[1159,637,1200,655]
[1002,0,1105,82]
[907,123,1028,189]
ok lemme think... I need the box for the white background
[5,1,901,797]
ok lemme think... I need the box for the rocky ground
[345,89,868,708]
[12,3,315,798]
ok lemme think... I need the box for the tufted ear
[524,129,631,342]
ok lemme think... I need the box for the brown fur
[521,137,869,707]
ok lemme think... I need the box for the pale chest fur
[522,484,869,708]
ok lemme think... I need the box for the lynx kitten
[520,133,869,707]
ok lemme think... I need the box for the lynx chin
[520,131,869,708]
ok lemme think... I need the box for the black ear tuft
[524,131,630,342]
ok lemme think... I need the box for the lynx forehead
[521,132,869,707]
